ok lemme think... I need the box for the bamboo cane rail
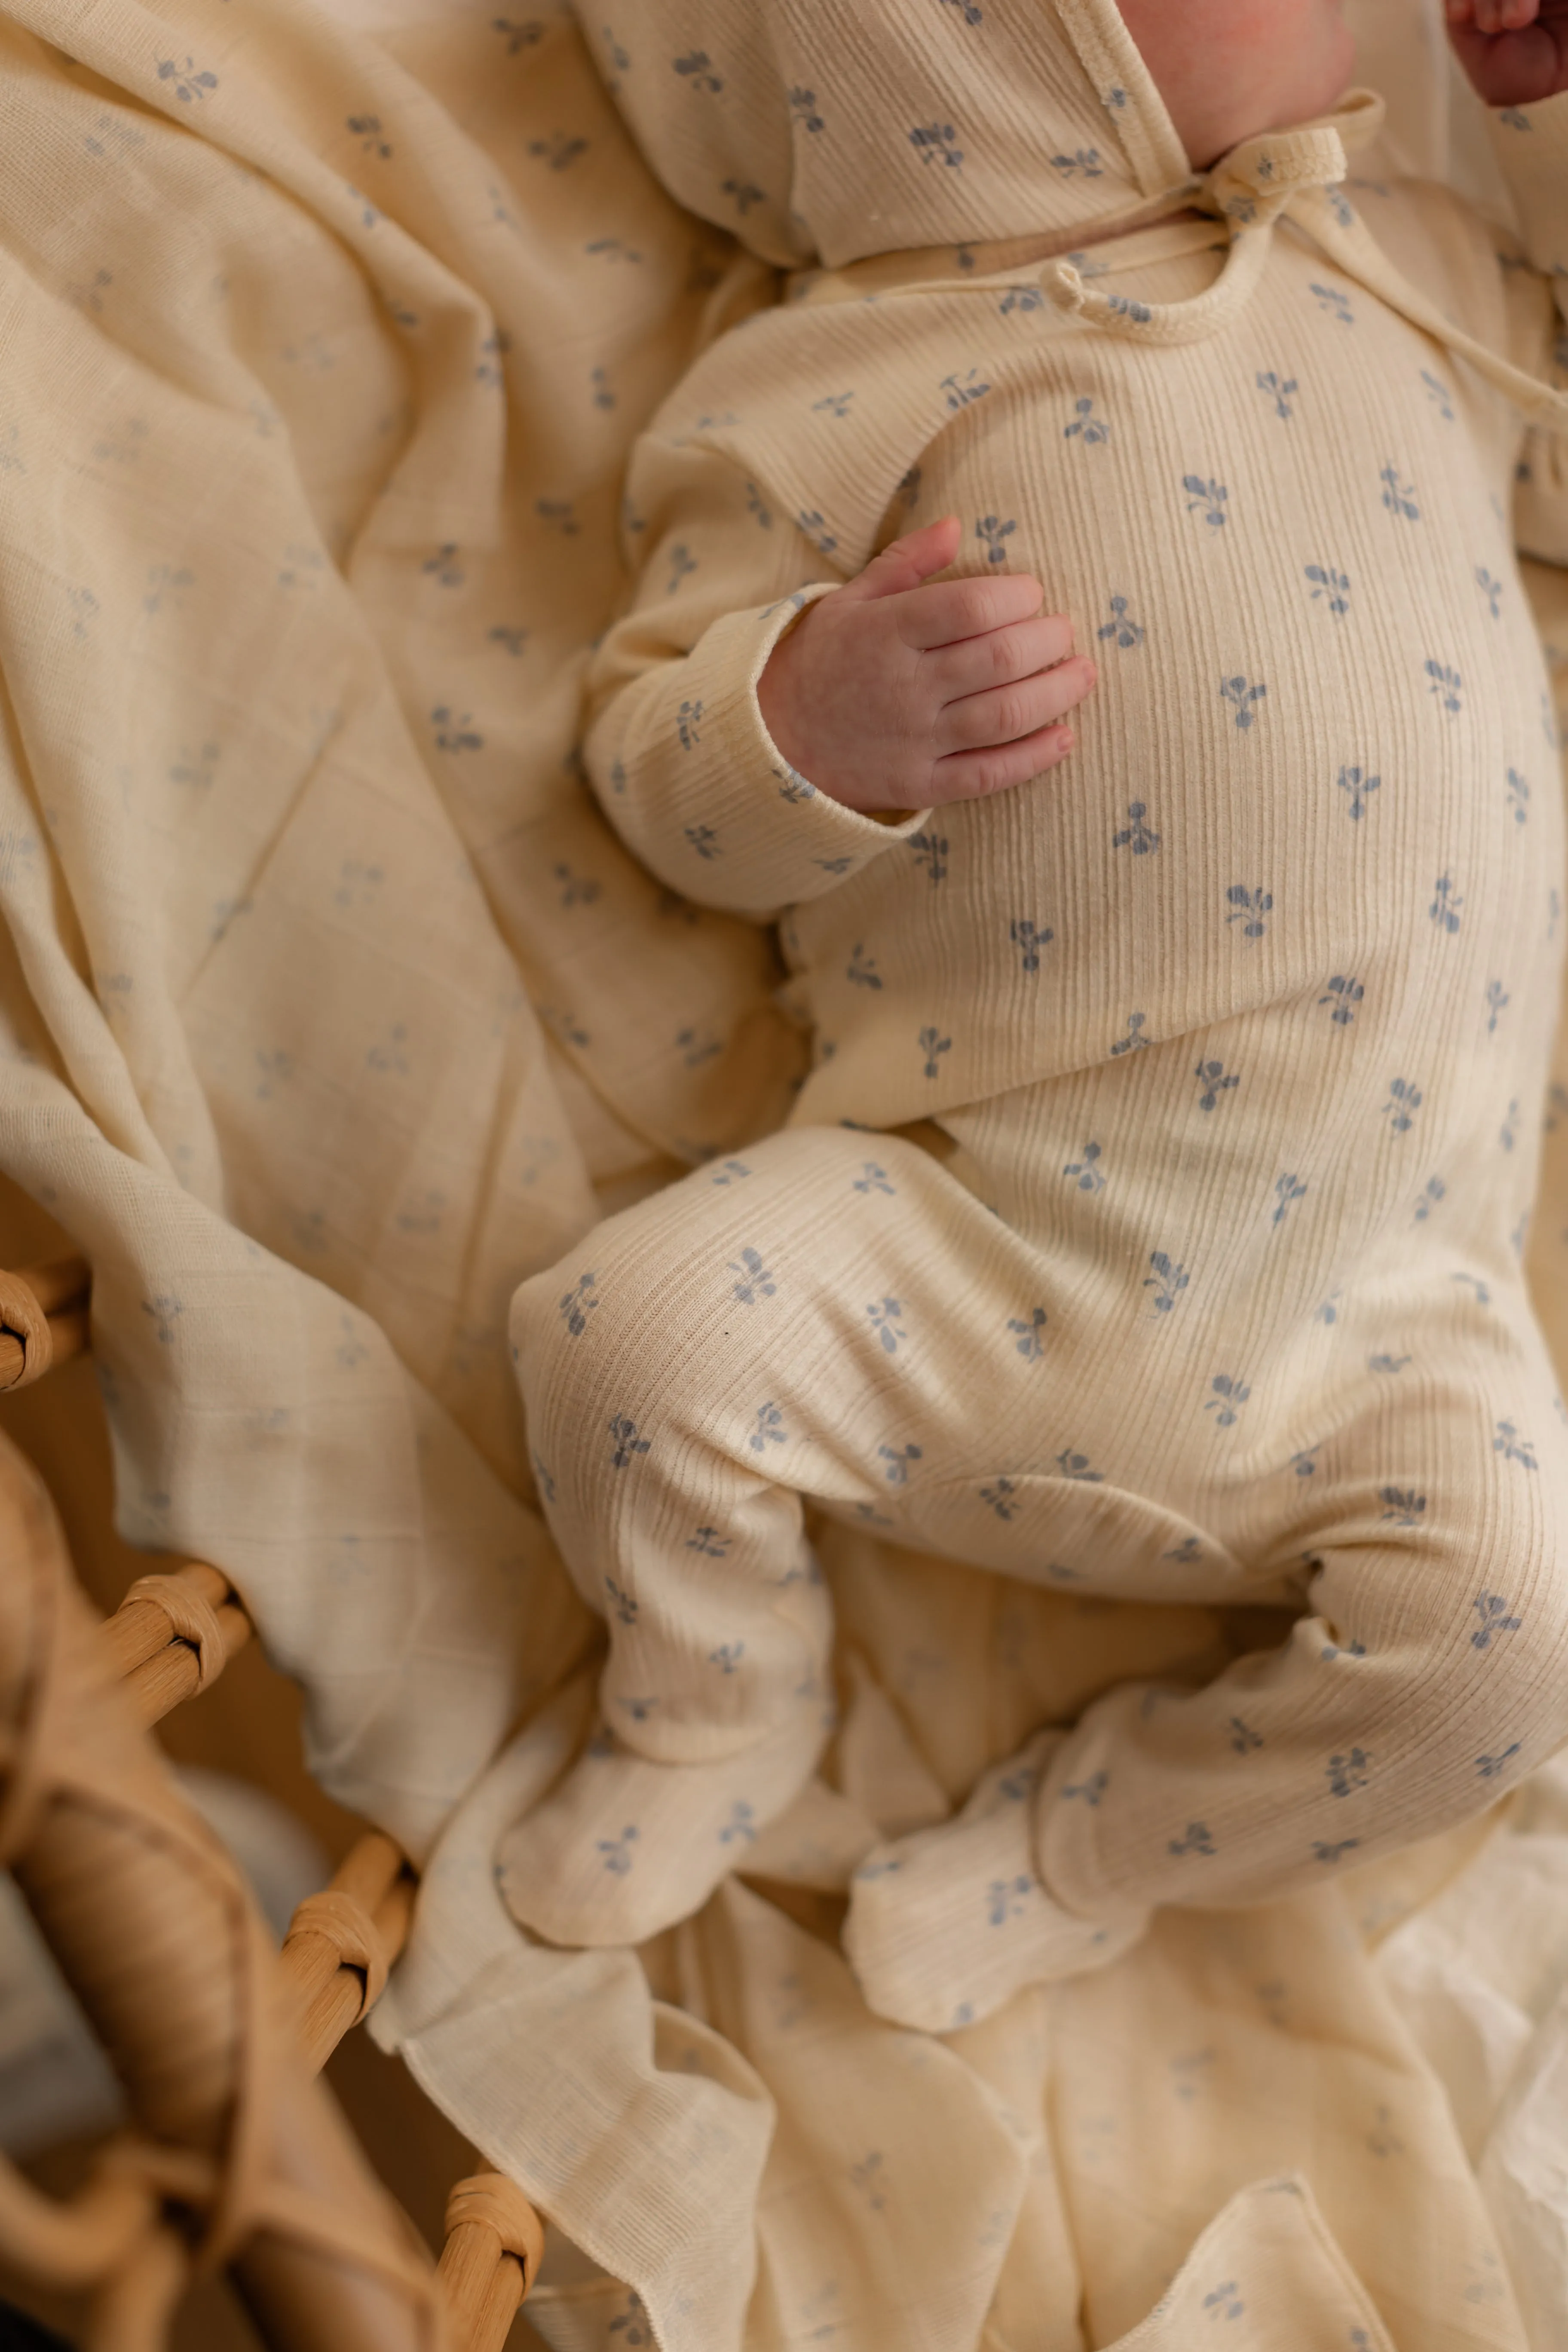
[0,1257,543,2351]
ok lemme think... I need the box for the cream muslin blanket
[2,0,1568,2344]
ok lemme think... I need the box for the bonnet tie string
[1043,88,1568,430]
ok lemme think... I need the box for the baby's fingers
[1451,0,1540,28]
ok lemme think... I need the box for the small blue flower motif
[616,1694,658,1724]
[980,1478,1018,1520]
[1383,1078,1422,1132]
[1320,1635,1368,1662]
[1422,369,1455,422]
[1229,1717,1264,1754]
[729,1247,776,1305]
[910,121,964,170]
[606,1571,644,1627]
[846,942,882,990]
[750,1401,787,1453]
[530,1452,557,1506]
[1291,1448,1320,1478]
[1145,1252,1189,1314]
[673,49,723,92]
[918,1025,951,1079]
[879,1441,922,1486]
[1507,768,1530,824]
[1493,1421,1538,1470]
[1202,2282,1245,2321]
[1473,1592,1524,1648]
[608,1415,650,1469]
[1498,105,1533,129]
[975,513,1017,563]
[852,1161,896,1197]
[1054,1448,1104,1482]
[711,1159,751,1187]
[1226,882,1273,936]
[1454,1270,1492,1309]
[1380,465,1420,521]
[1478,1745,1523,1778]
[1163,1535,1202,1565]
[987,1873,1034,1925]
[1306,564,1351,616]
[1111,1012,1150,1054]
[1168,1822,1217,1857]
[910,830,948,884]
[1184,475,1228,527]
[1011,916,1053,971]
[1064,1141,1105,1193]
[676,698,704,748]
[1099,594,1145,648]
[1065,396,1109,445]
[1476,567,1504,619]
[1312,1838,1360,1864]
[719,1801,756,1844]
[558,1271,599,1335]
[1380,1488,1427,1527]
[796,508,839,555]
[1205,1374,1250,1426]
[1327,1748,1372,1798]
[1220,676,1267,730]
[939,368,991,411]
[1008,1306,1048,1359]
[1273,1174,1307,1226]
[597,1825,640,1876]
[1311,282,1354,324]
[1485,979,1510,1033]
[1257,370,1297,419]
[1317,975,1364,1026]
[708,1639,744,1669]
[1369,1353,1411,1375]
[1050,147,1104,178]
[685,823,720,859]
[1336,765,1381,821]
[1430,875,1463,933]
[1426,660,1463,714]
[1194,1059,1240,1112]
[1062,1771,1109,1806]
[1316,1294,1341,1325]
[1104,293,1152,324]
[1415,1176,1446,1222]
[1114,801,1160,854]
[866,1297,906,1354]
[156,54,218,100]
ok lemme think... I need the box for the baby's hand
[756,514,1096,816]
[1446,0,1568,107]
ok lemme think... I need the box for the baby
[500,0,1568,2033]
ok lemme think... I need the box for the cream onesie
[501,0,1568,2034]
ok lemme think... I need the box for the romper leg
[499,1124,1068,1948]
[845,1343,1568,2027]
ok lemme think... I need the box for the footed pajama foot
[841,1729,1149,2033]
[496,1705,830,1947]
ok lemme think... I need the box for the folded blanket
[3,0,1568,2343]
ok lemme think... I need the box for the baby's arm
[1449,4,1568,564]
[581,437,1094,922]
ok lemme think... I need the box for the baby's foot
[841,1730,1148,2033]
[497,1706,829,1948]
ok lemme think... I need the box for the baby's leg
[848,1345,1568,2028]
[501,1124,1059,1947]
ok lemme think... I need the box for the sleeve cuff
[1486,86,1568,281]
[589,581,934,920]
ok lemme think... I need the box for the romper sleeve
[581,435,934,925]
[1488,88,1568,568]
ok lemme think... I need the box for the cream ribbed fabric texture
[5,0,1568,2341]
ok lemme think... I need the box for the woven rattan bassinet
[0,1248,545,2351]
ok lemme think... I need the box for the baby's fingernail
[1057,729,1075,754]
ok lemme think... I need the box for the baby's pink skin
[1115,0,1356,170]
